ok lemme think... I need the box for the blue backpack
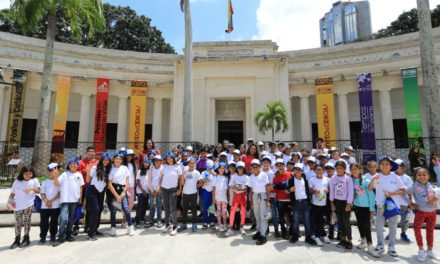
[33,196,42,213]
[383,197,402,220]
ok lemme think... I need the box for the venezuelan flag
[225,0,234,33]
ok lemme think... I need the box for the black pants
[86,186,105,236]
[354,206,372,244]
[182,193,198,225]
[135,193,149,224]
[311,204,327,237]
[277,200,292,234]
[40,208,60,240]
[334,199,352,240]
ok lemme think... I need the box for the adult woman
[138,139,160,168]
[160,152,183,236]
[108,152,134,236]
[213,143,224,161]
[239,144,246,155]
[242,143,260,174]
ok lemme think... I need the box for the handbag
[383,197,402,220]
[33,196,42,213]
[73,204,85,223]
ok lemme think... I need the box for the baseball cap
[251,159,261,167]
[233,149,241,155]
[306,156,317,163]
[340,152,349,158]
[153,154,163,161]
[186,146,193,151]
[345,146,354,151]
[324,163,335,169]
[126,149,135,155]
[47,163,60,171]
[247,138,254,142]
[143,158,151,164]
[236,161,245,169]
[317,153,328,159]
[294,163,304,170]
[262,156,272,163]
[207,160,214,169]
[274,151,282,157]
[275,159,284,166]
[378,156,398,171]
[68,157,80,164]
[217,162,227,168]
[101,152,113,160]
[219,152,227,157]
[394,159,405,166]
[257,141,264,146]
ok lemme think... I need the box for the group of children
[6,141,440,262]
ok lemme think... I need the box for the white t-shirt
[212,175,229,202]
[58,171,84,203]
[40,179,60,209]
[373,172,405,207]
[136,169,149,194]
[305,170,316,181]
[11,178,40,211]
[90,166,107,193]
[183,169,202,195]
[201,170,215,192]
[149,166,162,192]
[226,153,234,162]
[263,169,276,198]
[363,172,375,181]
[229,173,249,194]
[127,163,136,188]
[396,174,413,206]
[161,165,182,189]
[109,166,129,185]
[309,177,329,206]
[283,154,291,165]
[249,171,269,194]
[294,178,307,200]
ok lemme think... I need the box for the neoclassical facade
[0,28,440,148]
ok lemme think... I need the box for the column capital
[336,91,349,96]
[379,87,392,93]
[299,94,311,99]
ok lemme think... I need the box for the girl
[86,152,112,240]
[351,163,378,257]
[124,149,137,221]
[201,160,216,229]
[39,163,60,245]
[139,139,160,168]
[262,156,279,238]
[368,156,405,257]
[135,158,151,227]
[107,152,134,237]
[160,152,183,236]
[178,158,202,233]
[212,162,229,232]
[226,161,249,236]
[53,157,84,247]
[8,166,40,249]
[242,144,259,174]
[309,164,330,246]
[329,161,354,251]
[408,167,439,262]
[148,155,163,227]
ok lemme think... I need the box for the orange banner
[93,78,110,156]
[315,77,337,147]
[129,80,148,155]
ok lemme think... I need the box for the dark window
[393,119,408,148]
[349,121,362,148]
[106,123,118,150]
[311,123,318,145]
[20,119,37,147]
[145,124,152,142]
[64,121,79,149]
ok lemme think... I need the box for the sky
[1,0,440,53]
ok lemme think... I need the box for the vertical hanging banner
[315,77,337,147]
[129,80,148,155]
[401,67,424,149]
[93,78,110,156]
[50,74,72,164]
[357,73,377,162]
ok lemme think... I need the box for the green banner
[401,67,423,148]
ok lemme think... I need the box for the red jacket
[273,172,292,201]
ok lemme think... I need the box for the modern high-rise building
[320,1,372,47]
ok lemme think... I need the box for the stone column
[0,84,7,141]
[337,92,351,142]
[379,89,395,156]
[78,94,92,142]
[152,97,163,142]
[300,95,312,142]
[117,96,128,143]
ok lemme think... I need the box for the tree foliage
[372,5,440,39]
[0,3,175,54]
[254,100,289,141]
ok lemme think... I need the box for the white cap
[394,159,405,166]
[228,160,236,166]
[153,155,162,160]
[186,146,193,151]
[275,159,285,166]
[274,151,282,157]
[330,147,339,152]
[345,146,354,151]
[219,152,227,157]
[324,162,335,169]
[340,152,349,158]
[251,159,261,166]
[233,149,241,155]
[120,147,126,151]
[247,138,254,142]
[294,163,304,170]
[47,163,59,171]
[236,161,245,168]
[126,149,135,155]
[260,150,269,156]
[306,156,317,163]
[317,153,328,159]
[257,141,264,146]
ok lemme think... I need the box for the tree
[0,4,175,54]
[181,0,193,142]
[254,100,289,141]
[10,0,105,173]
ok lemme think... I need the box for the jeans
[354,206,372,244]
[270,197,279,231]
[334,199,352,240]
[39,208,60,240]
[311,204,327,237]
[109,195,133,228]
[399,205,409,234]
[201,189,214,224]
[253,193,268,237]
[292,200,311,238]
[277,201,292,235]
[59,203,77,239]
[161,187,178,226]
[86,186,105,236]
[376,207,399,250]
[182,193,198,225]
[149,194,163,224]
[135,193,149,224]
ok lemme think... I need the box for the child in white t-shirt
[201,160,216,229]
[226,161,249,237]
[212,162,229,232]
[8,166,40,249]
[178,158,202,232]
[39,163,61,244]
[135,158,151,227]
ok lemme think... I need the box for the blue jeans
[270,197,279,231]
[59,202,77,239]
[201,189,214,224]
[149,194,163,224]
[292,200,311,238]
[109,196,132,228]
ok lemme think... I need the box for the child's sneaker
[162,225,171,233]
[418,250,427,262]
[388,248,398,257]
[170,226,177,236]
[144,222,153,228]
[209,223,216,230]
[314,237,323,246]
[321,236,330,244]
[375,243,385,254]
[427,250,439,260]
[336,240,346,248]
[127,225,135,236]
[120,222,127,228]
[225,229,234,237]
[38,238,46,245]
[368,245,380,258]
[344,241,353,251]
[400,233,411,243]
[177,225,187,233]
[191,224,198,233]
[156,221,163,228]
[202,224,208,230]
[110,227,117,236]
[241,228,247,236]
[357,238,367,249]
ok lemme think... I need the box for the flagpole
[182,0,193,142]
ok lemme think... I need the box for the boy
[39,163,61,244]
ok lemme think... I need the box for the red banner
[93,78,110,156]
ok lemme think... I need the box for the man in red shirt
[272,159,293,239]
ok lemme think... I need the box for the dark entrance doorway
[218,121,244,146]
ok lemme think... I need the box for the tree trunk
[31,6,57,174]
[182,0,193,142]
[271,121,275,141]
[417,0,440,153]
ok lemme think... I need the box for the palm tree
[11,0,105,172]
[254,100,289,141]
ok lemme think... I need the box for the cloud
[254,0,440,51]
[0,0,9,9]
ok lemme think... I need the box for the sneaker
[38,238,46,245]
[321,236,330,244]
[357,238,367,249]
[66,236,75,242]
[95,231,104,236]
[72,227,79,236]
[170,226,177,236]
[144,222,153,228]
[240,228,247,236]
[368,245,380,258]
[427,250,439,260]
[177,225,187,233]
[388,249,398,257]
[306,236,318,246]
[282,231,289,240]
[128,225,135,236]
[401,233,411,243]
[192,224,198,233]
[120,222,127,228]
[252,232,262,240]
[87,235,97,241]
[225,229,234,237]
[156,221,163,228]
[375,243,385,254]
[336,240,346,248]
[250,224,257,231]
[275,230,281,239]
[49,237,56,244]
[344,241,353,251]
[209,224,216,230]
[218,225,223,232]
[202,224,208,230]
[52,238,65,247]
[328,232,335,240]
[256,236,267,245]
[385,234,389,241]
[162,225,171,233]
[314,237,323,246]
[418,250,427,262]
[110,227,117,236]
[289,236,299,244]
